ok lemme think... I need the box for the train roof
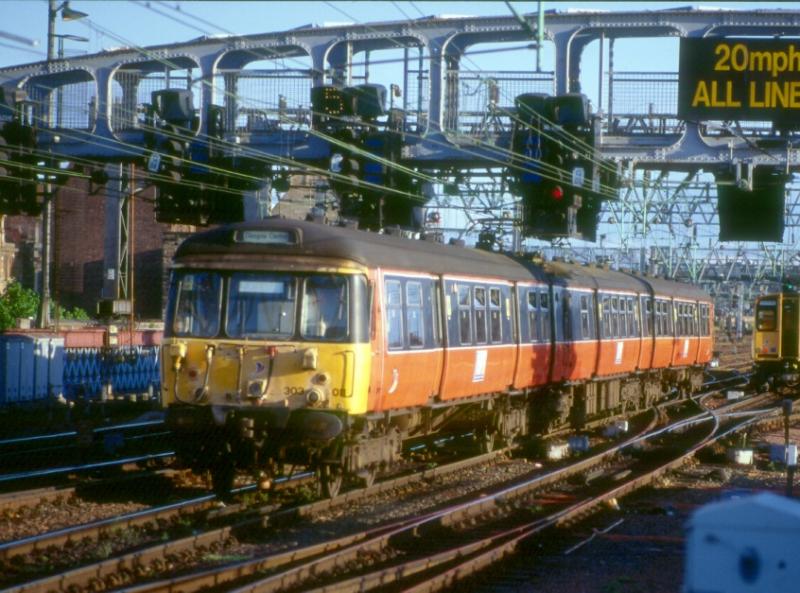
[174,218,545,281]
[174,218,709,300]
[544,261,710,301]
[544,260,648,293]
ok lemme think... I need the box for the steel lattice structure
[1,6,800,322]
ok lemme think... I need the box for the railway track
[0,376,761,593]
[0,451,176,491]
[0,421,681,586]
[111,391,787,593]
[0,418,169,479]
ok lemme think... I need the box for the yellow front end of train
[160,258,372,495]
[753,292,800,387]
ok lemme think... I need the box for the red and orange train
[162,218,714,496]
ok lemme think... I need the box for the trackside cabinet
[683,492,800,593]
[0,335,23,404]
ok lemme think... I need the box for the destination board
[678,37,800,123]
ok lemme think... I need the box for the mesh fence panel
[446,70,555,134]
[228,69,313,133]
[609,71,678,116]
[110,70,201,133]
[608,71,777,135]
[24,79,96,131]
[405,69,429,132]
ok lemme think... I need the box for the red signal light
[550,185,564,200]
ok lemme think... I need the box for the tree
[55,304,91,322]
[0,281,39,330]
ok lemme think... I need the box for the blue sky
[0,1,796,69]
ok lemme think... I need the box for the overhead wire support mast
[505,0,545,72]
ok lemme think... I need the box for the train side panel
[552,288,599,382]
[374,271,443,411]
[672,299,699,367]
[638,295,656,371]
[595,292,641,377]
[697,302,714,364]
[513,283,553,388]
[439,278,516,400]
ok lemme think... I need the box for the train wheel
[317,464,344,498]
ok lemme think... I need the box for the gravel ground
[0,496,149,543]
[225,453,546,558]
[458,424,796,593]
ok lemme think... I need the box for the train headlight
[306,386,327,406]
[247,379,268,399]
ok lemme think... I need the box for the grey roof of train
[175,218,708,300]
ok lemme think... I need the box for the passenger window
[601,296,610,339]
[458,285,472,345]
[474,287,487,344]
[562,292,572,340]
[489,288,502,343]
[528,290,539,342]
[432,281,442,346]
[540,291,551,341]
[385,279,403,349]
[680,304,687,336]
[664,301,671,335]
[628,297,637,337]
[643,299,653,337]
[580,295,591,339]
[458,285,470,307]
[406,281,424,348]
[610,297,619,338]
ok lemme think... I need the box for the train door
[782,296,799,360]
[552,287,575,381]
[379,273,442,410]
[639,294,655,370]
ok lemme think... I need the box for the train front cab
[753,293,800,386]
[161,263,373,495]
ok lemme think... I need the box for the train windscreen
[170,271,223,337]
[756,298,777,331]
[166,270,360,342]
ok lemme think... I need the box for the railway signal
[510,92,610,241]
[313,83,421,230]
[717,165,787,242]
[145,89,217,225]
[0,118,40,215]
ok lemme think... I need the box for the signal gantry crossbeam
[0,8,798,168]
